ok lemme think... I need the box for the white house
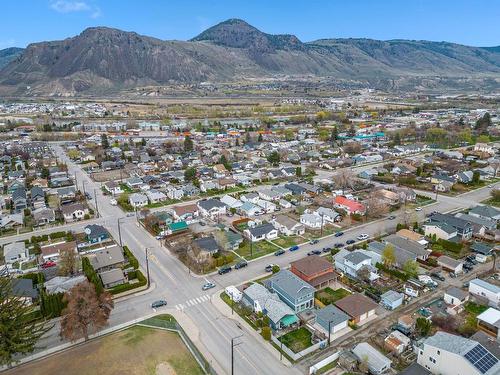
[220,194,243,209]
[103,181,123,196]
[469,278,500,308]
[315,207,341,223]
[271,214,305,236]
[423,223,457,241]
[244,223,278,242]
[300,213,323,229]
[166,186,184,200]
[129,193,148,208]
[197,199,227,219]
[3,242,28,264]
[334,249,379,281]
[255,198,276,213]
[146,189,167,204]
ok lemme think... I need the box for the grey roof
[273,214,301,230]
[198,198,226,211]
[11,278,38,299]
[30,186,45,199]
[267,269,314,300]
[399,363,431,375]
[456,213,496,230]
[384,234,428,257]
[87,245,124,270]
[425,221,457,235]
[44,275,87,294]
[381,290,404,303]
[446,286,468,301]
[247,223,276,237]
[11,187,26,201]
[3,241,26,258]
[345,251,371,265]
[244,283,296,324]
[470,205,500,219]
[470,242,494,255]
[429,212,472,232]
[315,304,350,329]
[85,224,109,239]
[368,240,419,266]
[99,268,125,285]
[352,342,392,373]
[470,279,500,295]
[194,236,219,253]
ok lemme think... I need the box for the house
[469,205,500,223]
[384,234,430,261]
[470,242,494,263]
[315,207,341,223]
[300,213,323,229]
[444,286,469,307]
[315,305,350,336]
[86,245,125,272]
[334,249,379,282]
[84,224,110,244]
[30,186,45,209]
[423,222,458,241]
[3,242,28,264]
[244,223,278,242]
[242,283,298,330]
[474,143,495,154]
[129,193,148,208]
[171,204,199,222]
[56,186,77,203]
[0,213,23,229]
[44,275,87,294]
[427,212,473,240]
[396,229,428,246]
[265,270,315,313]
[434,180,454,192]
[477,308,500,339]
[11,278,39,305]
[181,183,200,197]
[41,241,77,262]
[7,180,24,194]
[455,213,491,234]
[166,185,184,200]
[469,279,500,308]
[271,214,305,236]
[146,189,167,204]
[352,342,392,375]
[255,198,277,213]
[61,203,89,222]
[11,187,27,212]
[197,199,227,219]
[240,192,260,204]
[290,255,337,289]
[284,183,307,196]
[32,207,56,226]
[385,330,411,355]
[220,194,243,209]
[221,229,244,251]
[417,331,500,375]
[103,181,123,196]
[126,176,143,190]
[437,255,463,274]
[334,196,366,215]
[99,268,127,289]
[258,189,282,201]
[335,293,378,324]
[380,290,404,310]
[194,236,219,256]
[239,201,261,217]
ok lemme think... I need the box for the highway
[16,144,499,375]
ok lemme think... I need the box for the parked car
[357,234,369,240]
[126,213,135,217]
[265,264,276,272]
[346,239,355,245]
[235,261,248,270]
[202,282,216,291]
[274,249,285,256]
[322,247,332,253]
[289,245,299,252]
[151,300,167,308]
[218,265,232,275]
[155,235,164,240]
[430,272,445,282]
[387,215,396,220]
[309,239,319,245]
[334,242,344,248]
[86,193,92,200]
[334,231,344,237]
[110,198,117,205]
[415,207,422,211]
[41,261,57,269]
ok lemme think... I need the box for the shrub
[49,231,66,240]
[261,326,271,341]
[375,263,409,281]
[437,239,462,254]
[123,246,139,269]
[82,257,103,295]
[109,270,147,295]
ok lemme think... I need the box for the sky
[1,0,499,49]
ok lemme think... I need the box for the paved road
[23,144,499,375]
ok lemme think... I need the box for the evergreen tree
[0,276,51,367]
[101,134,109,149]
[267,151,280,166]
[330,126,338,143]
[183,135,194,152]
[258,133,263,142]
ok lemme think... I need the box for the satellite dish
[84,227,91,235]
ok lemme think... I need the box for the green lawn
[302,226,336,239]
[464,301,488,315]
[271,235,305,248]
[235,240,280,260]
[482,198,500,208]
[278,327,313,353]
[315,287,351,305]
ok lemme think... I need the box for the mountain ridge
[1,19,499,95]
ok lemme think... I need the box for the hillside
[0,47,24,69]
[0,19,499,95]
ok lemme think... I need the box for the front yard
[271,235,306,248]
[235,239,280,260]
[278,327,313,353]
[315,287,351,306]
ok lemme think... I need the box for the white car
[110,198,117,206]
[415,207,422,211]
[357,233,369,241]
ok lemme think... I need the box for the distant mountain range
[1,18,499,95]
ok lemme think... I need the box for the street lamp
[231,335,243,375]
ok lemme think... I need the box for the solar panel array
[464,344,499,374]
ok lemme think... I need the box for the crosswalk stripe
[189,299,197,305]
[175,305,181,311]
[196,297,202,303]
[185,300,192,307]
[203,295,210,301]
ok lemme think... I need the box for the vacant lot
[91,169,129,182]
[315,287,351,305]
[236,239,280,260]
[278,327,313,353]
[7,326,203,375]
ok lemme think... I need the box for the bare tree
[58,248,79,276]
[333,168,354,194]
[364,194,389,219]
[60,281,114,342]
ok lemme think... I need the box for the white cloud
[49,1,102,18]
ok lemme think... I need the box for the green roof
[168,221,188,232]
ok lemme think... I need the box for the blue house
[265,270,314,313]
[84,224,110,244]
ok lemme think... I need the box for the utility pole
[82,180,87,197]
[250,240,253,258]
[74,173,78,191]
[231,335,243,375]
[145,247,151,288]
[117,218,123,247]
[320,212,325,237]
[328,320,333,346]
[94,189,99,217]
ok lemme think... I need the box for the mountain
[0,19,499,95]
[0,47,24,69]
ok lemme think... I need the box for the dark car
[387,215,396,220]
[430,272,445,282]
[463,263,473,271]
[265,264,275,272]
[85,192,92,200]
[309,239,319,245]
[289,245,299,252]
[218,265,232,275]
[334,231,344,237]
[334,242,344,248]
[346,239,355,245]
[275,249,285,256]
[312,250,322,255]
[151,300,167,308]
[322,247,332,253]
[235,261,248,270]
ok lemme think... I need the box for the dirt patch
[6,326,203,375]
[91,169,129,182]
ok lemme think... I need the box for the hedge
[375,263,409,281]
[19,272,45,286]
[109,270,147,295]
[123,246,139,269]
[437,239,462,254]
[40,291,66,318]
[82,257,104,295]
[49,231,66,240]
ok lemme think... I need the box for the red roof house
[334,196,366,215]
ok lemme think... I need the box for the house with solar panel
[417,331,500,375]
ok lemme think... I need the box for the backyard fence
[271,334,327,362]
[309,351,340,374]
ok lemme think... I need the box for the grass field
[235,240,280,260]
[315,287,351,305]
[278,327,313,353]
[6,325,203,375]
[271,235,305,248]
